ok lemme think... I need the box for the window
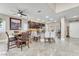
[0,20,6,32]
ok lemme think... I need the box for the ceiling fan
[11,8,28,18]
[17,9,27,17]
[11,8,29,19]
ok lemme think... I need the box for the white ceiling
[0,3,56,23]
[56,3,79,13]
[0,3,79,23]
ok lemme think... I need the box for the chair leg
[20,42,22,51]
[7,46,9,51]
[48,38,51,43]
[28,44,29,48]
[28,40,30,48]
[25,42,26,45]
[7,41,9,52]
[16,41,20,48]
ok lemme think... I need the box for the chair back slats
[6,32,16,51]
[21,32,29,41]
[21,32,27,40]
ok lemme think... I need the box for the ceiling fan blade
[21,13,27,16]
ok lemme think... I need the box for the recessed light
[37,10,42,13]
[72,16,78,18]
[45,16,49,18]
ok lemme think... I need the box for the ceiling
[0,3,79,23]
[0,3,56,23]
[56,3,79,13]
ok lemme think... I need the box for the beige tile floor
[0,38,79,56]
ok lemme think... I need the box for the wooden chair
[6,32,16,51]
[16,32,30,51]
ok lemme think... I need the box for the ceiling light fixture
[45,16,49,18]
[37,10,42,13]
[71,16,78,18]
[17,13,21,16]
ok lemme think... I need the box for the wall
[0,14,28,42]
[69,22,79,38]
[45,22,60,33]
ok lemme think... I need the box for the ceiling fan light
[17,13,21,16]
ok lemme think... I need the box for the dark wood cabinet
[28,21,45,29]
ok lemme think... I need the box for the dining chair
[16,32,30,51]
[6,32,16,51]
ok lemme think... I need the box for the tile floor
[0,38,79,56]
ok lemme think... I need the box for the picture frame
[10,17,21,30]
